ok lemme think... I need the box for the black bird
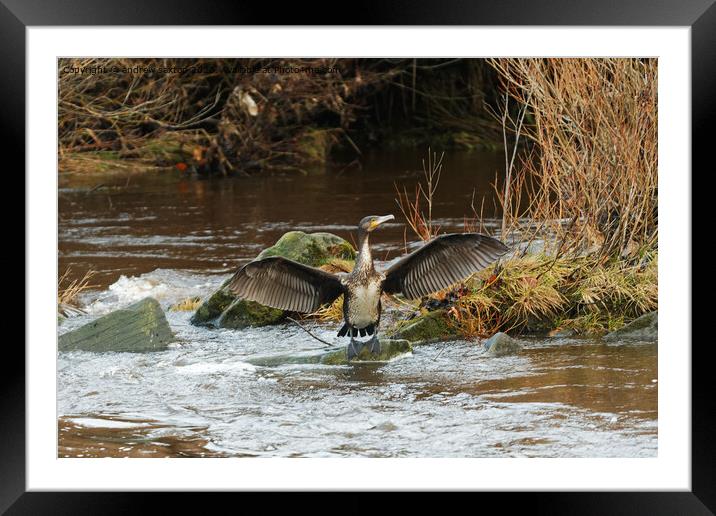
[227,215,509,359]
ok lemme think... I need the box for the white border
[28,27,690,490]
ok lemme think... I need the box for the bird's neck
[355,231,374,272]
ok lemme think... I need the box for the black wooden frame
[5,0,708,513]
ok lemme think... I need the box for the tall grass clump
[488,58,658,259]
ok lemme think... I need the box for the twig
[286,317,335,347]
[432,344,449,361]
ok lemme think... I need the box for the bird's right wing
[382,233,509,299]
[227,257,344,313]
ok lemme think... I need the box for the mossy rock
[58,297,174,353]
[189,278,236,325]
[256,231,355,265]
[483,332,524,357]
[387,309,460,345]
[246,338,412,366]
[603,311,657,343]
[191,231,355,328]
[216,298,285,328]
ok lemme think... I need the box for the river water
[57,150,657,458]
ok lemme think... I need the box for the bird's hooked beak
[369,214,395,231]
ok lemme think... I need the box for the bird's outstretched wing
[382,233,509,299]
[227,257,344,313]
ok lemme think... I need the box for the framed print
[7,0,710,512]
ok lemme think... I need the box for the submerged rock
[483,332,524,357]
[245,338,412,366]
[387,309,460,345]
[191,231,356,329]
[58,297,174,352]
[603,311,658,343]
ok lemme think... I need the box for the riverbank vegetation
[387,58,658,337]
[59,58,503,175]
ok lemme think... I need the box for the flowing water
[57,150,657,458]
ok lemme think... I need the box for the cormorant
[227,215,508,358]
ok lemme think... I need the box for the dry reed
[58,267,98,316]
[488,58,658,259]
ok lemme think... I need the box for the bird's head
[359,214,395,233]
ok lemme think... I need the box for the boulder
[191,231,356,328]
[387,309,460,345]
[246,338,413,366]
[58,297,174,353]
[603,311,658,343]
[483,332,524,357]
[256,231,355,264]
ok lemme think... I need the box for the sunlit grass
[169,296,203,312]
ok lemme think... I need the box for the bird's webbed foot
[346,333,381,360]
[346,338,365,360]
[368,334,381,355]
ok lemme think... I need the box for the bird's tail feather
[337,324,349,337]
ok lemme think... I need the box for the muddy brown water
[57,149,657,458]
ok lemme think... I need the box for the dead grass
[319,258,354,274]
[58,267,98,316]
[310,297,344,322]
[169,297,203,312]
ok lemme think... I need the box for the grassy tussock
[448,251,657,337]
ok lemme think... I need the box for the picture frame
[7,0,708,511]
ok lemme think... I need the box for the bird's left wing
[227,257,344,313]
[382,233,509,299]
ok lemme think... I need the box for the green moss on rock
[189,278,235,325]
[217,298,285,328]
[603,311,657,343]
[257,231,355,265]
[58,297,174,353]
[191,231,355,329]
[387,309,459,345]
